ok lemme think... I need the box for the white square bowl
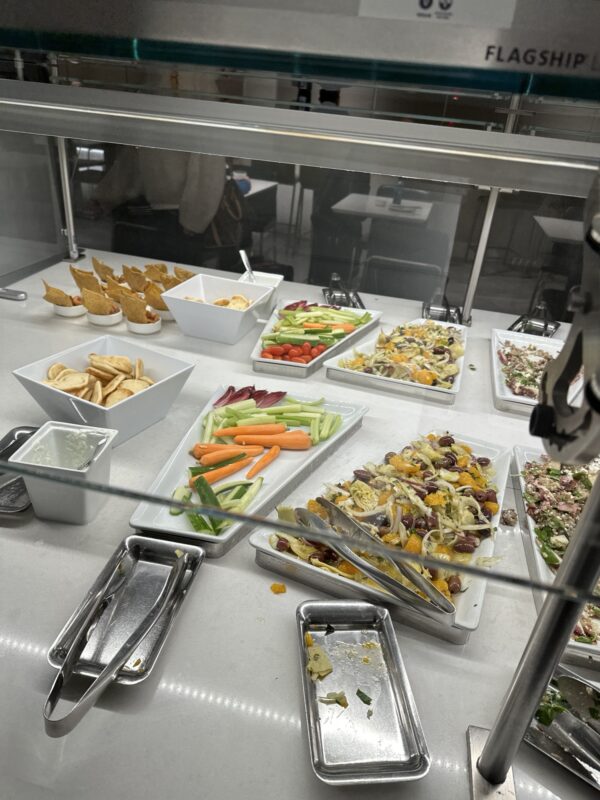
[238,271,283,316]
[12,335,194,446]
[162,273,273,344]
[9,421,117,524]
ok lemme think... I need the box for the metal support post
[475,477,600,787]
[56,137,81,261]
[461,187,499,325]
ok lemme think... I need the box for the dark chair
[361,255,444,301]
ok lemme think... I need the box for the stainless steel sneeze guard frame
[0,80,597,198]
[1,0,599,79]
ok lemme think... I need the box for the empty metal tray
[296,600,430,785]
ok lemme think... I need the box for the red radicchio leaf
[256,391,287,408]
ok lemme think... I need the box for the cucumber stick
[170,486,192,515]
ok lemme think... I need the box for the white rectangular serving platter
[490,329,564,415]
[250,431,511,645]
[130,385,368,557]
[324,318,468,405]
[514,446,600,668]
[251,307,382,378]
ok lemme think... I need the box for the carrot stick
[213,423,287,437]
[302,322,328,329]
[192,443,264,459]
[233,432,312,450]
[331,323,356,332]
[246,445,280,479]
[190,456,254,487]
[200,448,261,467]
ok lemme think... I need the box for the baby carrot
[331,323,356,333]
[233,431,312,450]
[246,445,280,479]
[192,456,254,486]
[302,322,327,329]
[213,423,287,437]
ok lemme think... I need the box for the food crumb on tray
[270,582,286,594]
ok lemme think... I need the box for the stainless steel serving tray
[48,535,204,683]
[0,425,38,515]
[296,600,430,785]
[525,665,600,792]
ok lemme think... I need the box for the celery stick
[310,417,320,446]
[299,404,325,414]
[329,414,343,437]
[225,399,257,412]
[281,412,322,421]
[276,417,305,426]
[201,411,215,443]
[218,435,236,445]
[319,413,334,440]
[234,415,274,426]
[231,478,264,513]
[262,404,302,415]
[286,396,325,406]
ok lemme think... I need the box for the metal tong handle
[44,554,188,737]
[295,508,454,625]
[317,497,455,615]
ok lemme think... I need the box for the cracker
[42,281,73,307]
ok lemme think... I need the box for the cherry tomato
[288,347,302,358]
[282,343,293,353]
[261,351,274,359]
[316,344,327,354]
[291,357,305,364]
[299,355,312,364]
[310,347,320,358]
[267,345,285,356]
[302,342,312,355]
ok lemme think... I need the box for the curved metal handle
[44,554,188,737]
[295,508,455,625]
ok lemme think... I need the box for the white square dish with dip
[9,422,117,524]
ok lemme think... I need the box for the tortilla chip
[144,282,168,311]
[47,362,67,381]
[42,281,74,307]
[174,266,195,282]
[104,387,133,407]
[135,358,144,380]
[54,372,89,393]
[123,265,149,293]
[102,373,126,398]
[91,380,103,404]
[121,293,150,324]
[91,256,116,282]
[70,265,104,295]
[121,378,149,395]
[105,275,139,304]
[144,263,169,281]
[82,288,118,316]
[159,274,181,291]
[91,354,132,373]
[228,294,251,310]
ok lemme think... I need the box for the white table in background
[332,193,433,223]
[534,216,583,243]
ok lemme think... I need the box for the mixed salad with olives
[272,432,499,603]
[338,321,464,389]
[522,455,600,644]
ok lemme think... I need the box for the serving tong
[44,536,203,737]
[294,499,455,625]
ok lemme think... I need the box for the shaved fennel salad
[273,432,499,603]
[337,320,464,389]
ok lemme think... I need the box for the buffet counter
[0,249,594,800]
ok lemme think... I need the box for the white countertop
[0,249,595,800]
